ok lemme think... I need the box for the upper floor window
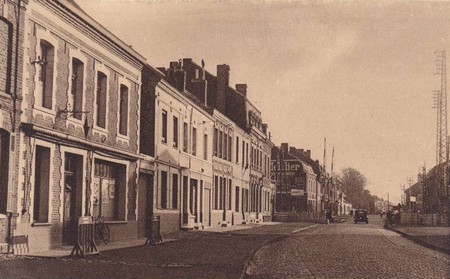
[213,128,218,157]
[236,136,239,164]
[228,135,232,162]
[242,140,245,167]
[192,127,197,156]
[39,41,55,110]
[203,134,208,160]
[161,110,167,143]
[173,116,179,148]
[0,21,11,95]
[218,131,223,158]
[70,58,84,120]
[119,85,129,136]
[183,122,188,152]
[96,72,107,128]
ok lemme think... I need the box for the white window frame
[30,140,54,225]
[117,76,131,142]
[33,30,58,119]
[93,63,109,137]
[66,48,88,128]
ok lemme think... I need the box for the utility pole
[407,177,413,212]
[433,50,448,223]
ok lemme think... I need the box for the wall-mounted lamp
[30,56,46,66]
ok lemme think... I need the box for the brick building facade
[0,0,26,252]
[15,0,145,252]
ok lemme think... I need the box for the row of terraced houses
[0,0,278,253]
[0,0,348,254]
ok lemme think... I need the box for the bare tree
[336,167,367,208]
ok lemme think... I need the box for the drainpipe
[7,0,22,254]
[12,0,21,134]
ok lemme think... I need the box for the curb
[240,223,318,279]
[384,225,450,255]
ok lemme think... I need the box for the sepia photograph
[1,0,450,278]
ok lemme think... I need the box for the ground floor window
[92,159,126,221]
[33,145,50,223]
[0,130,9,214]
[235,186,240,212]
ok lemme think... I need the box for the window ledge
[32,222,52,227]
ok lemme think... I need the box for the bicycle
[94,216,110,245]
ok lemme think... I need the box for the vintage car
[354,209,368,224]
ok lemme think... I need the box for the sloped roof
[57,0,146,63]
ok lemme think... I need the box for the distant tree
[336,167,367,208]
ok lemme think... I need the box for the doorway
[137,173,153,238]
[62,153,83,245]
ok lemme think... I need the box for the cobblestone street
[2,218,450,278]
[245,216,450,279]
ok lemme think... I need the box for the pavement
[0,221,316,279]
[23,221,286,258]
[385,224,450,254]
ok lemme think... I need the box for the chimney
[306,150,311,158]
[169,60,186,93]
[281,143,289,156]
[236,84,247,96]
[289,147,295,154]
[216,64,230,113]
[191,60,208,106]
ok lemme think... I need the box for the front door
[62,153,83,245]
[137,173,153,238]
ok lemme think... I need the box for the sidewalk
[386,224,450,254]
[24,221,297,258]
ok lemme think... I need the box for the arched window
[0,129,10,214]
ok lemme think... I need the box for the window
[0,130,9,214]
[39,41,54,109]
[228,179,232,210]
[160,171,168,209]
[172,174,178,209]
[183,122,188,152]
[190,179,198,215]
[119,85,129,136]
[218,130,223,158]
[93,160,126,221]
[203,134,208,160]
[33,146,50,223]
[242,140,245,167]
[235,186,240,212]
[246,143,249,167]
[192,127,197,156]
[236,136,239,164]
[223,131,227,160]
[213,128,218,157]
[173,116,178,148]
[70,58,84,120]
[0,21,12,95]
[214,176,219,210]
[96,72,107,128]
[161,110,167,143]
[228,135,232,162]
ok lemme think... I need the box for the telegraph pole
[434,50,448,223]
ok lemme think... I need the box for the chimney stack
[236,84,247,96]
[306,150,311,158]
[216,64,230,113]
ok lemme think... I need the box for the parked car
[354,209,368,224]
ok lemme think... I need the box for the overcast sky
[76,0,450,203]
